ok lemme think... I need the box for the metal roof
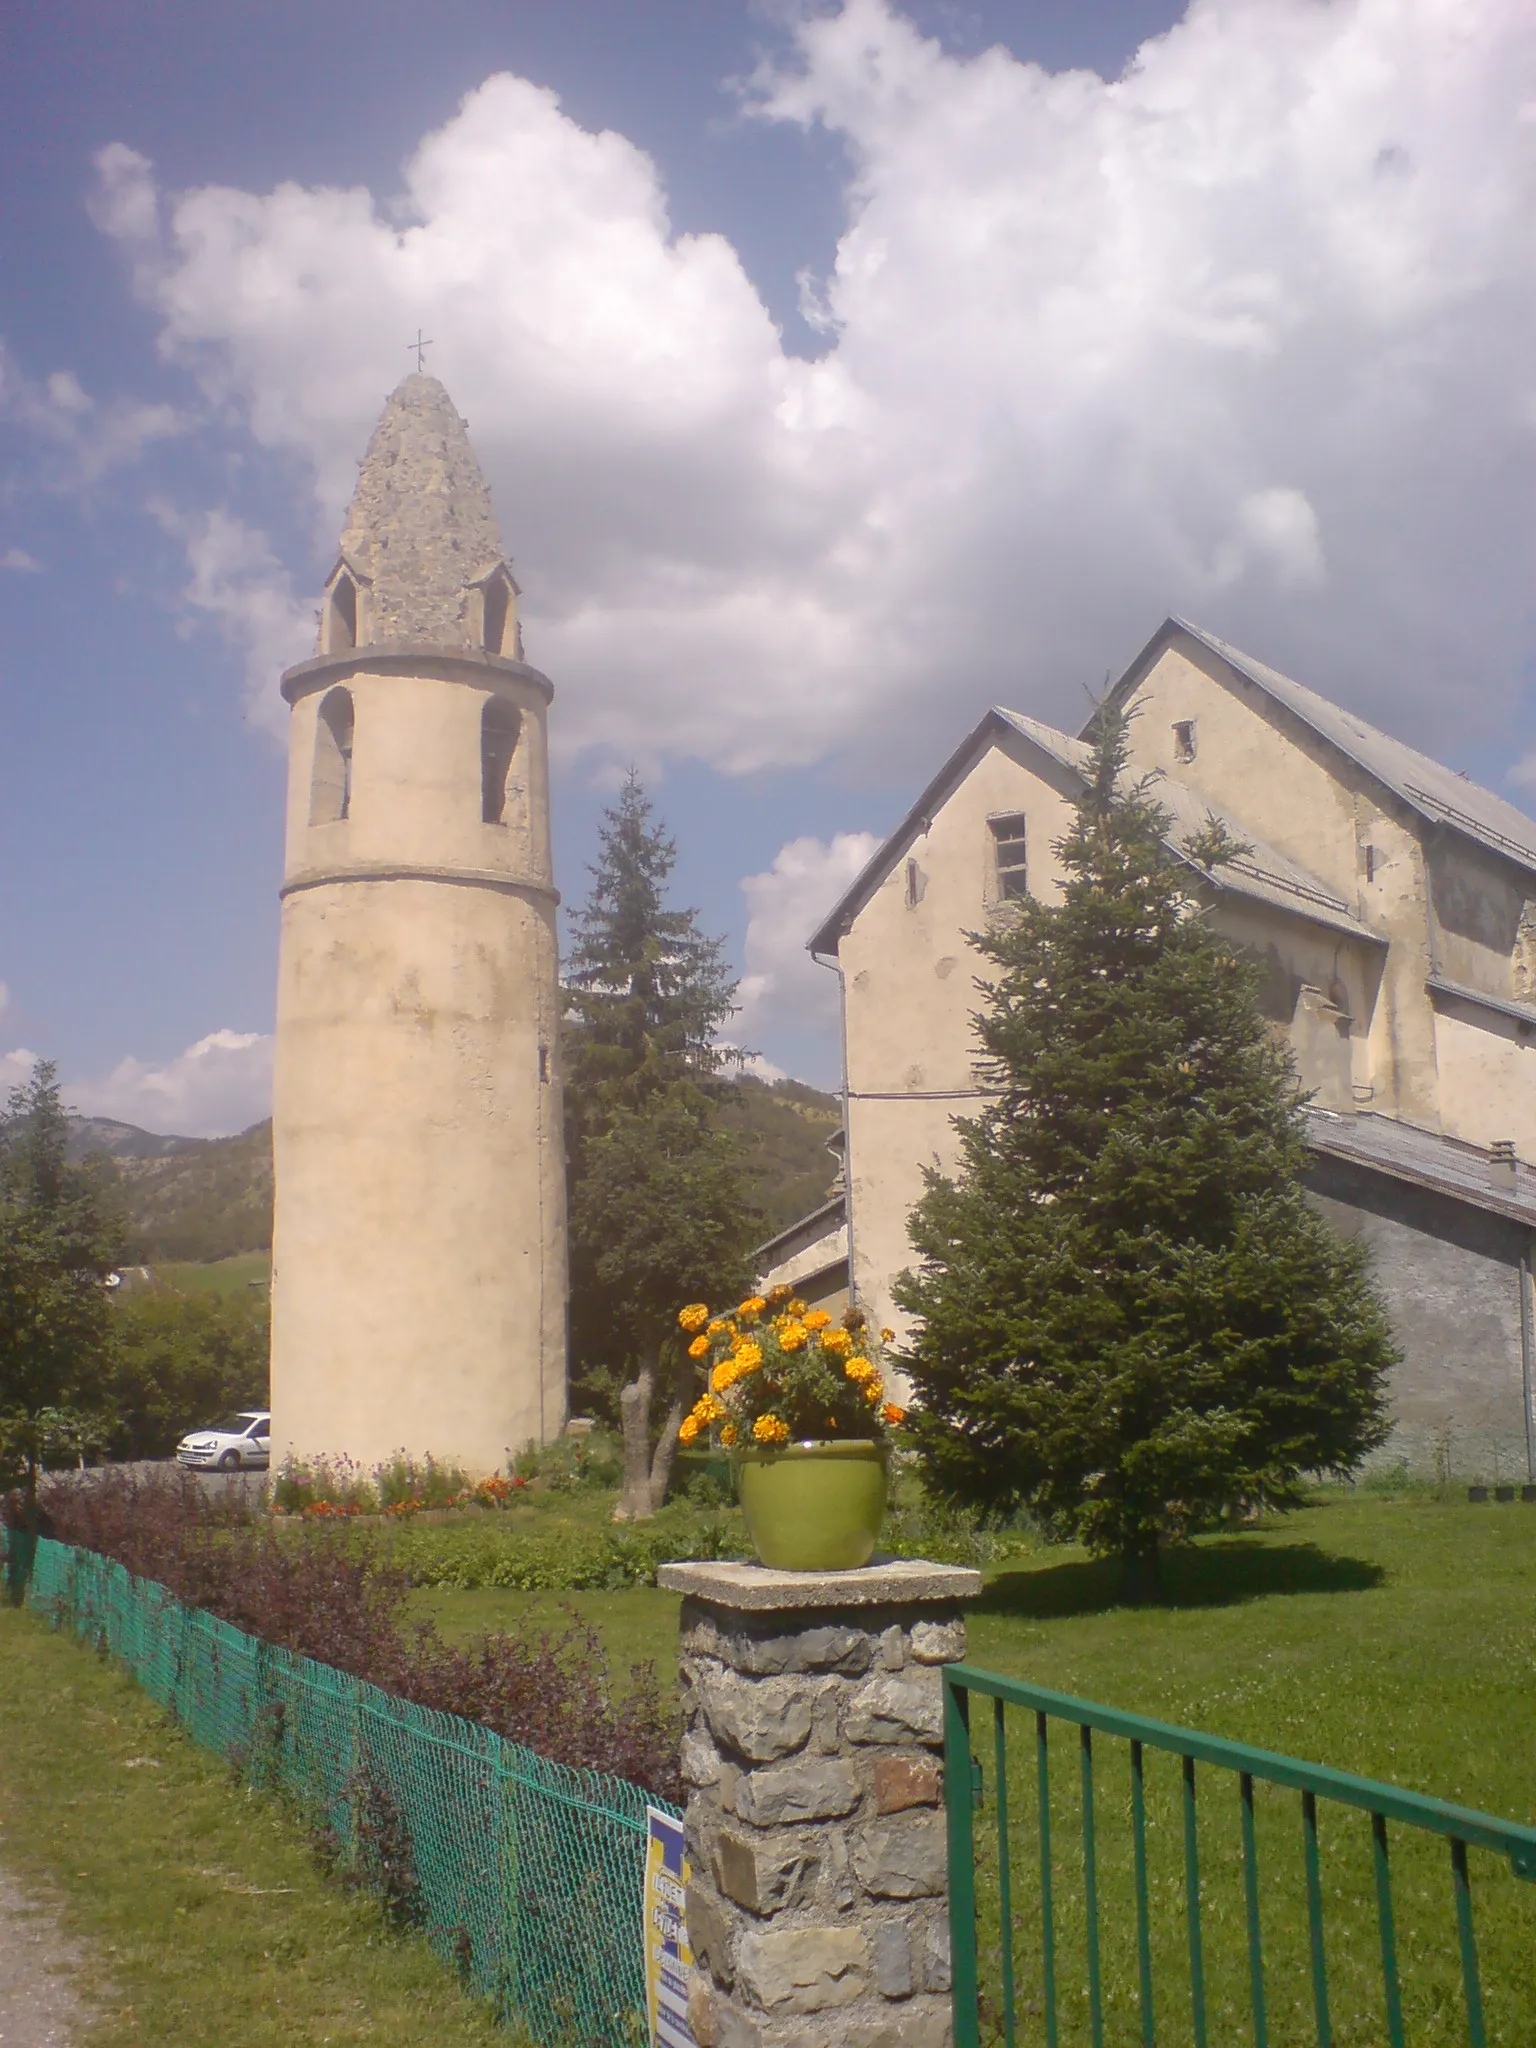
[1115,621,1536,878]
[1305,1108,1536,1229]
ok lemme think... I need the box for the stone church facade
[764,618,1536,1482]
[269,374,568,1475]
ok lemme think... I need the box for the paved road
[0,1866,93,2048]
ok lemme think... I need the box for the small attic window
[327,573,357,653]
[481,697,521,824]
[482,575,510,656]
[311,687,354,824]
[989,814,1028,900]
[1173,719,1197,764]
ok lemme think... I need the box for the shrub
[107,1282,268,1460]
[36,1468,679,1799]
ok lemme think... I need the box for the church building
[763,618,1536,1482]
[268,374,568,1476]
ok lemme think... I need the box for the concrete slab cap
[657,1557,982,1611]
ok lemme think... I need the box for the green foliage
[106,1281,268,1458]
[896,710,1396,1592]
[563,773,759,1387]
[392,1500,747,1591]
[571,1087,760,1383]
[718,1076,842,1236]
[0,1062,124,1503]
[509,1429,625,1492]
[108,1118,274,1262]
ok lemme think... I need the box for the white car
[176,1411,271,1472]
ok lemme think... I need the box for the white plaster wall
[1431,1006,1536,1157]
[1120,642,1443,1129]
[838,736,1081,1345]
[271,657,567,1476]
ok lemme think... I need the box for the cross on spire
[407,329,434,373]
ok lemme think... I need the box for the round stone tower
[269,373,567,1476]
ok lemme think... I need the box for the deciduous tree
[0,1062,124,1536]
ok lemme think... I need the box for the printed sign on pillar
[643,1806,696,2048]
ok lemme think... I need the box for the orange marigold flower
[720,1422,738,1448]
[696,1393,726,1423]
[711,1359,740,1394]
[738,1296,768,1317]
[765,1283,794,1306]
[679,1303,710,1333]
[843,1355,874,1382]
[819,1327,852,1356]
[687,1334,711,1359]
[706,1319,731,1340]
[733,1341,763,1373]
[752,1413,790,1445]
[803,1308,832,1331]
[777,1322,808,1353]
[787,1298,808,1317]
[882,1403,906,1427]
[880,1327,895,1343]
[863,1378,885,1405]
[678,1414,702,1445]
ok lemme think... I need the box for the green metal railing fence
[10,1535,675,2047]
[944,1665,1536,2048]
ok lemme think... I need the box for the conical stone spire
[336,373,507,648]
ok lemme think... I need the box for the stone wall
[662,1559,980,2048]
[1307,1154,1534,1481]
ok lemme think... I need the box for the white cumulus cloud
[0,341,183,494]
[1,548,42,573]
[86,0,1535,776]
[737,831,882,1047]
[68,1029,274,1139]
[152,504,313,736]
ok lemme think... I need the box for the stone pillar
[657,1558,982,2048]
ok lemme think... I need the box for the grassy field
[0,1603,516,2048]
[418,1487,1536,1820]
[417,1488,1536,2043]
[153,1252,271,1298]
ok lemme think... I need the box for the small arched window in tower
[311,687,355,824]
[481,697,521,824]
[327,573,357,654]
[482,574,510,656]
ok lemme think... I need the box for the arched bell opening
[325,572,358,654]
[311,687,355,824]
[481,696,521,825]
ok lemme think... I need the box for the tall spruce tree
[0,1062,123,1537]
[895,712,1396,1600]
[564,772,759,1517]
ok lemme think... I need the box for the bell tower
[269,373,567,1475]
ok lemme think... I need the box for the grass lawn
[419,1489,1536,2043]
[153,1252,271,1298]
[0,1602,517,2048]
[416,1487,1536,1822]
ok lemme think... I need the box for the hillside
[74,1074,840,1265]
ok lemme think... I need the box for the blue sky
[2,0,1532,1130]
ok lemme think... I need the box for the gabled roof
[806,707,1091,956]
[1104,619,1536,878]
[806,698,1377,957]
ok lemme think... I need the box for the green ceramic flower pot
[732,1439,890,1571]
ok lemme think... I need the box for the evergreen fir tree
[563,772,759,1515]
[895,712,1396,1600]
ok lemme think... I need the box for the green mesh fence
[14,1534,674,2047]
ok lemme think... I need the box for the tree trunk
[1119,1539,1161,1606]
[613,1354,658,1521]
[646,1395,686,1515]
